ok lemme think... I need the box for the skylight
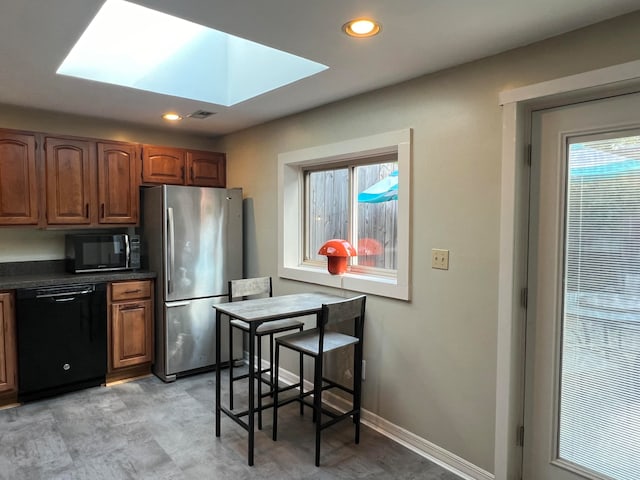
[57,0,328,106]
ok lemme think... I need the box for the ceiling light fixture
[342,18,381,38]
[162,113,182,121]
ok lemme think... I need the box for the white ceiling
[1,0,638,137]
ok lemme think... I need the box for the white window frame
[278,128,412,300]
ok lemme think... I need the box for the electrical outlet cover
[431,248,449,270]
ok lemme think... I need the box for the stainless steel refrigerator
[142,185,243,382]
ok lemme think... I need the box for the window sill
[279,264,409,300]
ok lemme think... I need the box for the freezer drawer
[155,296,241,381]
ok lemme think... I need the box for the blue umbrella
[569,144,640,178]
[358,170,398,203]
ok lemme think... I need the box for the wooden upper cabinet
[186,150,226,187]
[142,145,226,187]
[0,131,39,225]
[97,142,139,224]
[45,137,93,225]
[141,146,185,185]
[0,291,17,395]
[43,137,139,227]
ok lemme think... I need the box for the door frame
[495,59,640,480]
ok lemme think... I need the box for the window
[558,132,640,480]
[278,129,411,300]
[305,159,398,273]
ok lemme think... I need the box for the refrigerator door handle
[124,234,131,268]
[167,207,175,294]
[166,300,190,308]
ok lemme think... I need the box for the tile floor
[0,370,463,479]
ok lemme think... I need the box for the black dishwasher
[16,283,107,402]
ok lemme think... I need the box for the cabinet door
[111,299,153,369]
[0,131,39,225]
[0,292,16,394]
[97,142,139,224]
[45,137,94,224]
[186,150,226,187]
[141,146,185,185]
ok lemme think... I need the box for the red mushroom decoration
[318,239,357,275]
[357,238,383,266]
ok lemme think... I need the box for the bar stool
[228,277,304,429]
[272,294,366,466]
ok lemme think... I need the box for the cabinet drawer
[111,280,151,301]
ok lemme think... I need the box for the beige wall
[0,106,218,261]
[219,11,640,473]
[0,10,638,475]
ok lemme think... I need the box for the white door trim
[499,59,640,106]
[495,60,640,480]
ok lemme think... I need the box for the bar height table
[214,292,345,466]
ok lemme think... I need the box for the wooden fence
[308,163,397,270]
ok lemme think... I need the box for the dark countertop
[0,260,156,290]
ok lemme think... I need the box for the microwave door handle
[167,207,175,294]
[124,235,131,268]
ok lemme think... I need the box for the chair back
[228,277,273,302]
[320,295,366,341]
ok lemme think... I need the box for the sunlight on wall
[0,229,66,262]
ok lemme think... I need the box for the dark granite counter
[0,260,156,290]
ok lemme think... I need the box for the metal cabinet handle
[120,304,143,311]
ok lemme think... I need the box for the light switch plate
[431,248,449,270]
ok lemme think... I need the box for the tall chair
[272,294,366,466]
[228,277,304,429]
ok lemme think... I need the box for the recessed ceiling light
[342,18,381,38]
[162,113,182,121]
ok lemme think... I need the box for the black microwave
[65,233,141,273]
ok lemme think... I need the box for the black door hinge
[521,288,528,309]
[526,144,532,166]
[517,425,525,447]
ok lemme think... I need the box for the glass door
[524,92,640,480]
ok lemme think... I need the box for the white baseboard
[271,362,494,480]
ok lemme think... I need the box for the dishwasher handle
[36,288,93,299]
[51,296,79,303]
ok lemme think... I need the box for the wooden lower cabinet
[0,291,17,405]
[107,280,153,382]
